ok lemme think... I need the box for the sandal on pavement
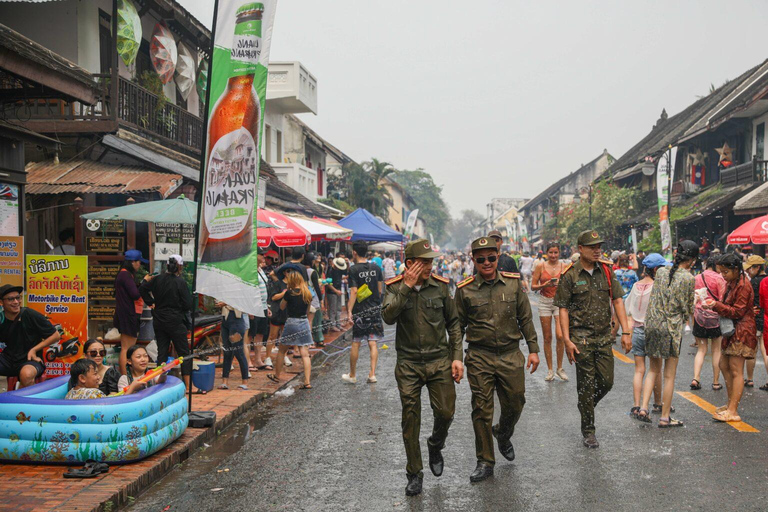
[218,384,229,390]
[257,365,273,371]
[237,384,248,390]
[759,383,768,391]
[713,411,741,423]
[715,405,727,413]
[635,409,651,423]
[652,403,675,414]
[658,417,684,428]
[266,373,280,383]
[745,379,754,388]
[299,384,313,390]
[712,383,723,391]
[630,406,640,418]
[690,379,701,390]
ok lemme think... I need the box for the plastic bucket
[192,360,216,392]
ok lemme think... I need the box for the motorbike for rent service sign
[25,255,88,376]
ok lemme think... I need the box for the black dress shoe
[405,473,423,496]
[583,433,599,449]
[427,444,444,477]
[469,462,494,483]
[492,424,515,461]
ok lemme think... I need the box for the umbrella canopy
[727,215,768,245]
[175,44,195,101]
[82,196,198,224]
[196,58,209,103]
[337,208,404,242]
[257,209,310,248]
[117,0,141,66]
[289,216,352,241]
[150,21,178,84]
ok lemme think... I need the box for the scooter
[188,313,222,352]
[45,335,80,362]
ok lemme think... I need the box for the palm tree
[362,158,394,218]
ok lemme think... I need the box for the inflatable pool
[0,376,188,464]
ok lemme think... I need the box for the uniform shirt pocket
[468,297,491,320]
[424,297,444,323]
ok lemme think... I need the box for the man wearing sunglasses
[455,237,539,483]
[382,239,463,497]
[554,230,630,449]
[0,285,60,388]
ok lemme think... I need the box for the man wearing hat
[554,230,630,448]
[326,255,348,332]
[382,238,462,497]
[487,229,519,274]
[0,284,60,387]
[455,237,539,483]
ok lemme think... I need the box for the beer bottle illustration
[200,2,264,263]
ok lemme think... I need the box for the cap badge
[479,238,488,246]
[424,243,430,249]
[591,232,599,238]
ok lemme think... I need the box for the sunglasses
[87,349,107,357]
[2,295,21,303]
[475,255,498,264]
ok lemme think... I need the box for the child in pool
[117,345,167,395]
[65,359,107,400]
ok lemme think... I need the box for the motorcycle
[45,334,80,362]
[188,313,222,354]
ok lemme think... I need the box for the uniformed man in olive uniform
[381,238,463,497]
[554,230,631,449]
[455,236,539,483]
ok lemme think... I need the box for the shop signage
[85,219,125,233]
[0,236,23,288]
[88,304,115,321]
[86,236,124,253]
[88,263,120,282]
[0,183,20,236]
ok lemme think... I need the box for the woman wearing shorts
[531,243,566,382]
[691,254,725,391]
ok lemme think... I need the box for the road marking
[612,349,634,364]
[676,391,760,433]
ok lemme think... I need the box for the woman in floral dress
[638,241,698,427]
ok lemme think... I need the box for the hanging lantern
[196,58,209,101]
[116,0,141,66]
[150,21,178,84]
[175,44,195,100]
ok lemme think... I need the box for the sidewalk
[0,326,351,512]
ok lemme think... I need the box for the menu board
[86,237,124,253]
[88,263,119,324]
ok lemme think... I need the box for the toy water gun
[320,278,333,285]
[113,357,183,396]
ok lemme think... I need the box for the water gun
[114,357,183,396]
[320,278,333,285]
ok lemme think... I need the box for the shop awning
[257,208,310,248]
[25,159,182,198]
[289,216,352,241]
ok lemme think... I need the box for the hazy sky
[180,0,768,216]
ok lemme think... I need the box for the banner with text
[0,236,23,288]
[196,0,277,316]
[404,209,419,240]
[25,255,88,376]
[656,149,676,260]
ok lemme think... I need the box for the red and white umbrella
[257,208,310,248]
[727,215,768,245]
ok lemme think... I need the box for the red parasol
[257,208,310,247]
[727,215,768,245]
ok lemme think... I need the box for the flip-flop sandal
[652,404,675,414]
[630,406,640,418]
[658,417,684,428]
[635,409,652,423]
[690,379,701,390]
[266,373,279,383]
[713,411,741,422]
[84,460,109,474]
[712,383,723,390]
[745,379,754,388]
[218,384,229,390]
[63,461,108,479]
[257,365,273,371]
[759,383,768,391]
[237,384,249,390]
[299,384,312,390]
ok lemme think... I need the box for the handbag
[708,279,736,338]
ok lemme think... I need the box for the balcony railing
[720,160,768,187]
[3,73,111,122]
[117,77,203,153]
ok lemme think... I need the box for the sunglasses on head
[475,255,498,264]
[87,349,107,357]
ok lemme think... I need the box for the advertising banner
[0,236,23,288]
[656,148,676,260]
[25,255,88,376]
[0,183,20,236]
[504,220,514,246]
[196,1,278,315]
[404,209,419,239]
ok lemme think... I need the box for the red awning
[257,208,310,248]
[727,215,768,245]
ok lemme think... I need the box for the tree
[448,209,485,249]
[342,158,395,220]
[390,169,451,243]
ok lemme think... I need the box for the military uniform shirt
[553,259,624,344]
[455,272,539,353]
[382,275,463,362]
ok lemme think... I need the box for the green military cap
[404,238,441,259]
[471,237,498,253]
[577,229,604,246]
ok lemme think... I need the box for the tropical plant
[390,169,451,242]
[342,158,395,220]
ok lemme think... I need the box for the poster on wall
[196,0,278,316]
[0,236,23,288]
[25,255,88,377]
[0,183,20,236]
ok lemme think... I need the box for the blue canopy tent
[338,208,404,242]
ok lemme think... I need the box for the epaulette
[456,276,476,289]
[500,271,520,279]
[385,275,404,286]
[561,262,574,274]
[432,274,449,283]
[599,258,614,266]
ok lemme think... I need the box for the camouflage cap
[404,238,440,259]
[471,237,498,253]
[577,229,604,246]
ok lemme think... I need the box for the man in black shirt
[342,242,384,384]
[488,230,519,273]
[0,284,60,387]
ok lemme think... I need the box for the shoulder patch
[500,271,520,279]
[561,262,574,274]
[456,276,476,289]
[599,258,614,266]
[385,275,404,286]
[432,274,449,283]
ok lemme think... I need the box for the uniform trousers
[574,340,614,436]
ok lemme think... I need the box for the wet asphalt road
[132,293,768,512]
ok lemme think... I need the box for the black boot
[492,424,515,461]
[469,461,494,483]
[583,433,599,448]
[427,443,444,477]
[405,473,423,496]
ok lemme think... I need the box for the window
[757,123,765,161]
[276,129,283,162]
[317,168,324,196]
[99,10,112,74]
[263,124,272,161]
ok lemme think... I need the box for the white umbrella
[175,44,195,100]
[150,22,178,84]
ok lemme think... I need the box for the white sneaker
[556,368,569,381]
[545,370,555,382]
[342,373,357,384]
[284,356,293,367]
[367,376,377,383]
[264,357,273,367]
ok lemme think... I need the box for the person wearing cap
[554,230,629,447]
[744,255,767,389]
[326,255,348,332]
[641,240,699,427]
[487,230,519,274]
[382,238,462,496]
[115,249,149,375]
[455,236,539,482]
[263,250,280,275]
[140,255,197,392]
[0,284,60,387]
